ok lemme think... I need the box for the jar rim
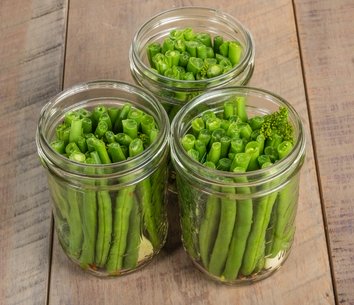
[36,80,170,179]
[170,86,306,189]
[130,6,255,90]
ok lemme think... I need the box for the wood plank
[49,0,334,304]
[294,0,354,304]
[0,0,68,304]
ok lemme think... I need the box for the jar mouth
[170,86,306,191]
[130,6,255,91]
[36,80,170,179]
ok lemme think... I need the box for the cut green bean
[228,41,242,66]
[206,142,221,165]
[69,118,82,144]
[122,119,138,140]
[181,134,196,151]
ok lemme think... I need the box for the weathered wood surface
[48,1,334,304]
[294,0,354,304]
[4,0,353,304]
[0,0,67,304]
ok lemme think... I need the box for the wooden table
[1,0,353,304]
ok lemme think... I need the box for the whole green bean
[240,162,278,276]
[106,186,135,273]
[90,151,113,268]
[79,160,97,269]
[199,195,221,268]
[270,176,299,257]
[67,188,83,259]
[208,182,237,277]
[123,193,141,269]
[223,167,253,280]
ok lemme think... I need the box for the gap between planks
[291,1,339,304]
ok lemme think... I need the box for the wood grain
[294,0,354,304]
[48,0,334,304]
[0,0,67,304]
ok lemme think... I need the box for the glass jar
[170,87,306,284]
[130,7,255,247]
[36,81,170,276]
[129,6,255,120]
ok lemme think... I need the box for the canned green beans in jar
[170,86,306,284]
[130,6,255,122]
[36,81,170,277]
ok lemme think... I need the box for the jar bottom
[55,221,166,277]
[188,246,293,285]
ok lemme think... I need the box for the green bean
[90,151,113,268]
[123,193,141,269]
[104,130,116,144]
[51,140,65,154]
[217,158,231,171]
[223,167,253,280]
[196,32,212,47]
[187,148,199,161]
[122,119,138,140]
[228,41,242,66]
[107,107,120,127]
[187,57,204,75]
[79,159,97,269]
[69,118,82,144]
[99,112,112,131]
[95,120,109,139]
[219,41,229,57]
[67,188,83,259]
[197,129,211,146]
[236,97,248,122]
[181,134,196,151]
[92,105,107,128]
[82,117,93,134]
[106,186,135,273]
[208,182,237,277]
[147,42,162,67]
[162,37,175,54]
[270,176,299,257]
[127,107,144,126]
[77,136,87,153]
[220,136,231,158]
[207,64,223,78]
[199,195,221,268]
[191,117,205,137]
[240,162,278,276]
[114,103,131,133]
[194,139,207,162]
[245,141,261,171]
[206,142,221,164]
[213,35,224,53]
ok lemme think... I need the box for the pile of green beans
[178,97,298,281]
[49,104,167,274]
[147,28,242,81]
[146,27,244,120]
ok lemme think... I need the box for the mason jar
[130,7,255,247]
[129,7,255,120]
[36,81,170,276]
[170,87,306,284]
